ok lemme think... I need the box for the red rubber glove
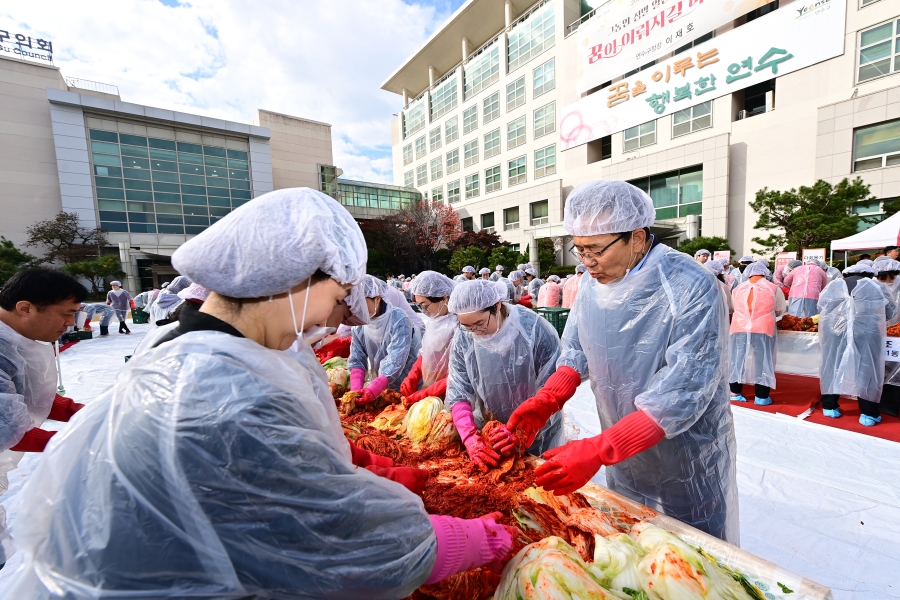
[83,318,92,331]
[496,367,581,452]
[405,377,447,405]
[130,299,136,310]
[518,295,533,309]
[359,375,389,405]
[366,465,430,494]
[400,356,423,397]
[47,394,85,422]
[316,337,352,363]
[10,428,57,452]
[451,402,500,472]
[348,440,394,468]
[535,410,665,496]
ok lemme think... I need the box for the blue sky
[2,0,469,184]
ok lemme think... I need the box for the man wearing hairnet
[493,180,738,543]
[525,268,543,299]
[694,249,711,264]
[490,265,505,282]
[455,266,476,283]
[537,275,563,308]
[562,265,587,308]
[479,267,491,280]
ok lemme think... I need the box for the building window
[531,199,549,225]
[672,101,712,138]
[446,116,459,143]
[429,126,442,151]
[534,102,556,138]
[504,206,520,230]
[535,144,556,178]
[403,143,413,165]
[465,173,480,198]
[508,155,527,186]
[464,41,501,100]
[508,116,526,149]
[463,106,479,135]
[587,136,612,163]
[507,76,526,112]
[507,1,555,72]
[483,91,500,124]
[404,170,414,187]
[673,31,713,57]
[431,185,444,203]
[484,129,501,159]
[431,76,458,120]
[403,99,427,139]
[415,135,427,159]
[461,215,473,230]
[481,212,495,232]
[448,180,461,204]
[485,165,502,193]
[629,165,702,220]
[430,156,443,180]
[624,121,656,151]
[335,181,421,211]
[853,120,900,172]
[446,148,460,174]
[416,164,428,187]
[533,58,555,97]
[858,20,900,83]
[464,139,479,167]
[860,0,882,6]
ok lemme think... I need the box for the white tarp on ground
[831,211,900,251]
[1,323,898,599]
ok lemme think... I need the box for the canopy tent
[831,211,900,251]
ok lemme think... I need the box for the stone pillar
[118,242,139,293]
[529,231,540,274]
[429,65,435,88]
[402,88,409,109]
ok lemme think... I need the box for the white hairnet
[177,283,209,302]
[705,261,724,275]
[575,264,587,274]
[110,280,122,287]
[172,188,367,298]
[876,259,900,273]
[563,180,655,236]
[363,275,387,298]
[462,266,476,274]
[744,262,770,278]
[509,270,525,283]
[495,265,505,271]
[844,263,877,275]
[694,249,710,257]
[448,279,506,314]
[525,268,537,277]
[548,275,561,283]
[409,271,455,298]
[858,259,875,267]
[756,259,770,267]
[813,259,828,270]
[787,259,803,269]
[479,268,491,275]
[739,255,754,263]
[517,263,530,271]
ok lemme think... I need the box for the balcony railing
[65,77,119,96]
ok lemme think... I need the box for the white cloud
[2,0,452,183]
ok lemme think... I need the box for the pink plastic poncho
[537,281,562,307]
[561,275,581,308]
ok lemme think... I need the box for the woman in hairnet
[148,275,192,325]
[508,270,527,304]
[445,279,563,472]
[525,268,544,299]
[561,265,587,308]
[728,262,786,406]
[705,260,734,314]
[818,262,896,427]
[494,180,738,543]
[348,275,421,403]
[537,275,563,308]
[0,189,515,599]
[783,259,828,317]
[400,271,458,405]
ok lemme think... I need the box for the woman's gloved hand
[404,377,447,406]
[366,465,429,494]
[10,428,57,452]
[47,394,85,422]
[348,440,394,468]
[425,512,517,584]
[500,366,581,452]
[315,336,352,362]
[359,375,389,404]
[451,402,500,472]
[349,368,366,392]
[400,356,423,397]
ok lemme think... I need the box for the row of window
[471,200,550,233]
[857,18,900,83]
[621,101,713,153]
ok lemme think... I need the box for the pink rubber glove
[350,368,365,392]
[451,402,500,472]
[359,375,389,405]
[425,513,516,584]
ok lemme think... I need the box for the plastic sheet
[774,331,820,377]
[0,321,56,451]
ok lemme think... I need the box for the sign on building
[559,0,846,151]
[0,30,53,63]
[713,250,730,262]
[775,251,797,273]
[802,248,826,263]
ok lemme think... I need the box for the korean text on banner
[802,248,826,263]
[559,0,846,151]
[776,251,797,272]
[886,338,900,363]
[713,250,731,262]
[576,0,775,94]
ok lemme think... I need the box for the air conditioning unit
[736,110,747,120]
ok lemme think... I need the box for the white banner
[886,338,900,363]
[576,0,774,94]
[802,248,826,263]
[559,0,846,151]
[713,250,730,262]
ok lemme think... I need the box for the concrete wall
[256,109,332,192]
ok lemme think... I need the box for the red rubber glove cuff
[348,440,394,468]
[10,428,57,452]
[47,394,85,422]
[316,337,352,363]
[400,356,423,397]
[506,366,581,449]
[593,409,666,465]
[366,465,429,494]
[406,377,447,404]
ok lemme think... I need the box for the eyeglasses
[459,312,492,334]
[570,233,627,263]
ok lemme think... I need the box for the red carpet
[58,340,79,353]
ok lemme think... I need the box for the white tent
[831,211,900,251]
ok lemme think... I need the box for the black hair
[617,226,652,243]
[877,271,900,279]
[482,303,509,319]
[425,295,447,303]
[0,268,88,311]
[885,247,898,254]
[860,253,872,260]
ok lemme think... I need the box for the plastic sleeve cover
[377,309,414,383]
[445,329,476,412]
[0,358,35,451]
[348,326,367,372]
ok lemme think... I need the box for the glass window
[403,98,427,138]
[446,148,460,174]
[853,120,900,171]
[673,31,714,57]
[508,155,527,186]
[416,164,428,187]
[445,116,459,143]
[465,173,480,198]
[429,127,442,151]
[464,139,479,167]
[432,185,444,203]
[415,135,427,159]
[672,101,712,137]
[461,216,473,231]
[120,145,148,158]
[90,130,118,143]
[91,140,119,155]
[858,20,899,83]
[508,1,555,72]
[533,58,556,97]
[431,156,443,180]
[531,200,549,225]
[149,137,176,150]
[150,148,177,161]
[463,105,479,135]
[508,116,526,149]
[507,76,526,112]
[483,92,500,124]
[431,76,459,120]
[403,143,413,165]
[535,145,556,178]
[481,212,495,229]
[534,102,556,138]
[504,206,520,230]
[404,170,414,187]
[464,42,500,100]
[629,166,703,219]
[448,180,461,204]
[484,129,501,159]
[485,165,502,193]
[177,142,203,154]
[624,120,656,151]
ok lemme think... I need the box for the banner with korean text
[559,0,845,151]
[575,0,774,94]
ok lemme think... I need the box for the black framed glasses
[570,232,627,263]
[458,312,492,333]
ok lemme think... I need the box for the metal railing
[65,77,119,96]
[567,8,599,37]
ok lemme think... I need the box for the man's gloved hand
[405,377,447,405]
[500,366,581,452]
[535,410,665,495]
[316,337,352,363]
[400,356,423,397]
[348,440,394,468]
[10,428,57,452]
[349,368,366,392]
[366,465,430,494]
[130,299,136,310]
[47,394,85,422]
[451,402,500,472]
[359,375,389,404]
[83,318,92,331]
[425,512,518,584]
[517,295,533,309]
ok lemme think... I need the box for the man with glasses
[491,180,738,544]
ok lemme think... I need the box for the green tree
[0,237,37,284]
[882,197,900,219]
[677,236,735,259]
[448,246,488,274]
[488,246,528,272]
[537,238,557,275]
[749,178,876,257]
[61,255,124,296]
[25,211,108,265]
